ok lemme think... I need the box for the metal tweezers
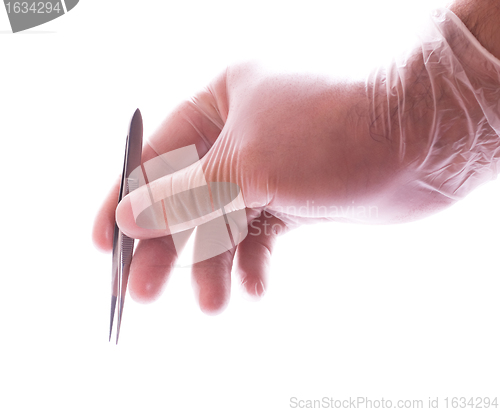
[109,109,143,344]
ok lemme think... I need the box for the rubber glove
[93,8,500,313]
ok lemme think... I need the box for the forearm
[449,0,500,60]
[360,1,500,223]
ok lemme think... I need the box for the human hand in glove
[93,0,500,314]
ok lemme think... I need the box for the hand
[93,6,500,314]
[93,62,383,314]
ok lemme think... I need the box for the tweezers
[109,108,143,344]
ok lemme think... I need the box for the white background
[1,0,499,411]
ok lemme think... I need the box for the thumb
[115,145,245,240]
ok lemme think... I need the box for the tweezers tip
[109,295,117,343]
[115,318,122,344]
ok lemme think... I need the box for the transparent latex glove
[93,8,500,314]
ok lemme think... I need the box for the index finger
[92,70,228,251]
